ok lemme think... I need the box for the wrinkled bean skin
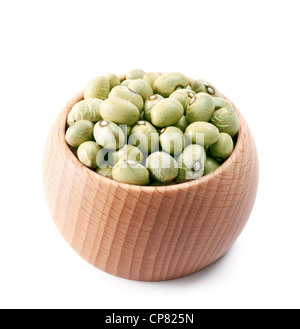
[96,165,113,179]
[105,73,121,90]
[67,98,103,126]
[211,107,239,137]
[84,76,110,100]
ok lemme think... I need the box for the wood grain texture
[43,87,259,281]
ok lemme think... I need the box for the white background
[0,0,299,309]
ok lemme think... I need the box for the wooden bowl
[43,81,259,281]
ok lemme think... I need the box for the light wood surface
[43,85,259,281]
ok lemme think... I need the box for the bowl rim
[60,86,247,193]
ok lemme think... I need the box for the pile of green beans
[65,70,239,186]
